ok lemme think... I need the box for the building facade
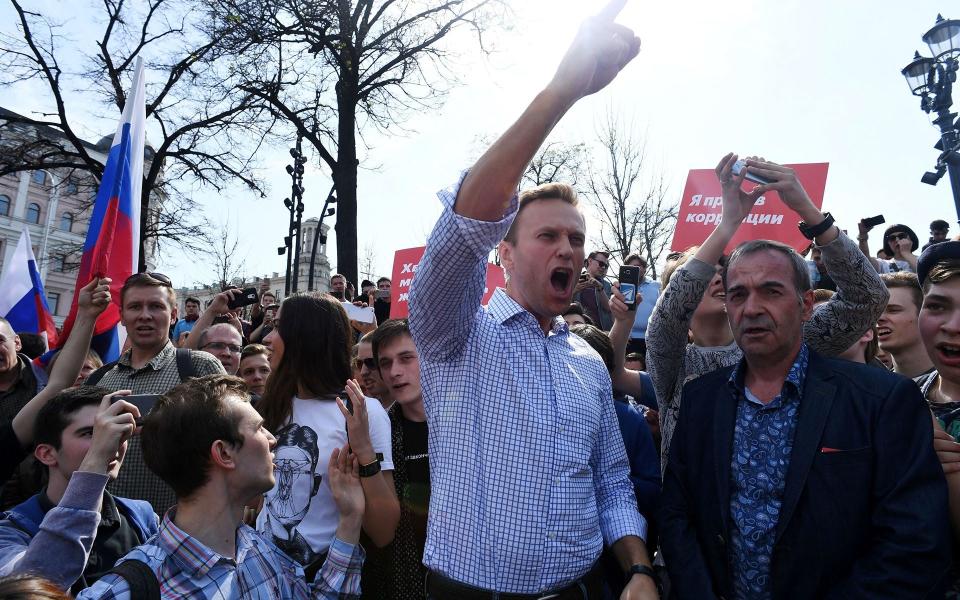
[176,218,334,310]
[0,106,160,326]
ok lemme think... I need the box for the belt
[425,566,603,600]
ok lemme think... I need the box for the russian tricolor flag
[0,229,58,347]
[55,57,145,363]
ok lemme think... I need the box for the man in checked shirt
[408,1,657,599]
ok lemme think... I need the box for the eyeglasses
[886,233,910,242]
[591,258,609,269]
[353,357,377,370]
[124,272,172,286]
[202,342,242,354]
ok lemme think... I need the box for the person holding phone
[0,388,157,593]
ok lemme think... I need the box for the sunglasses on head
[124,272,173,286]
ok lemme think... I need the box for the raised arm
[410,0,640,361]
[741,159,889,355]
[184,290,238,351]
[11,278,111,445]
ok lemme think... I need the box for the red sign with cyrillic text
[389,246,506,319]
[670,163,829,254]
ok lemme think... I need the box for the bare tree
[522,141,588,190]
[205,220,249,290]
[210,0,508,286]
[359,242,377,283]
[583,111,677,280]
[0,0,276,267]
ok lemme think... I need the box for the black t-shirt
[401,418,430,545]
[39,489,142,592]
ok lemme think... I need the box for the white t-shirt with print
[256,395,393,564]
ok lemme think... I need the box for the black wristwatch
[798,212,835,240]
[358,458,381,478]
[625,564,660,586]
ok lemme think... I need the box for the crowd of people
[0,3,959,599]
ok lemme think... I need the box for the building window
[32,171,45,185]
[53,256,65,272]
[26,203,41,224]
[65,181,78,195]
[60,212,73,232]
[0,195,9,217]
[46,292,60,316]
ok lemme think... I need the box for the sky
[3,0,958,288]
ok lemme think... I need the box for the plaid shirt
[76,510,364,599]
[95,342,225,513]
[408,174,646,594]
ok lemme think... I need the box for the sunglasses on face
[354,358,377,370]
[591,258,609,269]
[886,233,909,242]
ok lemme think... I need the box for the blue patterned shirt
[76,510,364,599]
[726,343,809,599]
[408,173,646,594]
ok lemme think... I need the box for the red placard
[670,163,830,254]
[389,246,506,319]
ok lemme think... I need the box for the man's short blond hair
[503,183,579,244]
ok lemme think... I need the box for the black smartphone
[619,265,641,311]
[114,394,161,425]
[862,214,886,229]
[228,287,260,310]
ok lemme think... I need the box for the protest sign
[670,163,829,253]
[390,246,506,318]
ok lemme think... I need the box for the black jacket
[660,351,950,600]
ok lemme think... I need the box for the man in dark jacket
[661,236,950,599]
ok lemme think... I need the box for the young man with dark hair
[574,250,614,330]
[330,274,348,301]
[562,302,594,328]
[878,272,934,379]
[374,277,392,324]
[624,253,661,357]
[924,219,951,251]
[171,297,201,346]
[77,375,366,599]
[360,319,429,599]
[0,388,156,593]
[85,273,224,514]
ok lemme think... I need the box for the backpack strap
[83,360,120,387]
[108,559,160,600]
[175,347,196,382]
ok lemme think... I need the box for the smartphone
[619,265,641,311]
[375,289,391,300]
[114,394,161,425]
[228,287,259,310]
[862,214,886,229]
[731,159,773,186]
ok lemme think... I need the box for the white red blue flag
[0,229,58,346]
[56,57,145,363]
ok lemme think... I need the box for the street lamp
[307,184,337,292]
[283,134,307,295]
[903,14,960,224]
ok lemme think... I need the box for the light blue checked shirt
[76,510,363,599]
[409,174,647,594]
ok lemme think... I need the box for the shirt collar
[118,341,175,370]
[486,288,567,334]
[157,508,229,577]
[728,343,810,398]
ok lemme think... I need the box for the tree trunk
[334,97,359,287]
